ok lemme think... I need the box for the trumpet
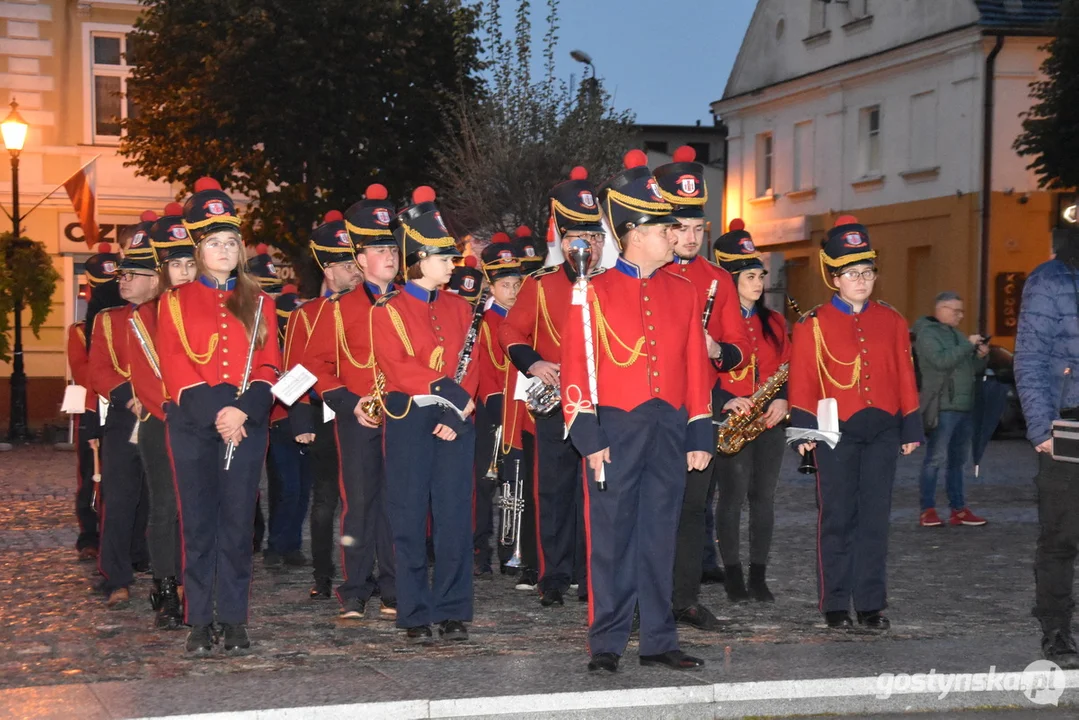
[485,425,503,480]
[360,371,386,425]
[498,459,525,569]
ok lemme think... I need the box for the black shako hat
[150,202,195,265]
[246,244,283,294]
[480,233,522,282]
[713,218,764,275]
[182,177,242,244]
[346,183,396,249]
[119,211,159,272]
[392,186,460,268]
[310,210,356,270]
[653,145,707,219]
[598,149,677,247]
[85,242,119,285]
[548,166,604,241]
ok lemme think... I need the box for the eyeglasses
[837,268,878,282]
[119,271,155,282]
[940,305,965,314]
[204,239,241,253]
[566,232,604,244]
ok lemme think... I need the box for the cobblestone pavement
[0,439,1056,707]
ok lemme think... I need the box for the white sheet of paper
[785,427,841,450]
[98,397,108,425]
[322,402,336,423]
[817,398,840,434]
[412,394,466,420]
[271,364,318,406]
[61,385,87,414]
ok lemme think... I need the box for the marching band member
[304,204,396,619]
[89,217,157,609]
[371,187,479,644]
[788,216,920,631]
[158,178,281,655]
[711,221,791,604]
[564,150,712,673]
[472,236,522,578]
[128,204,196,630]
[654,146,749,628]
[512,225,547,275]
[68,246,118,562]
[499,167,603,605]
[448,257,484,302]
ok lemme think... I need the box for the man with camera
[1015,216,1079,669]
[913,292,989,528]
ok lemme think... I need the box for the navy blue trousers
[98,395,148,592]
[815,410,900,614]
[534,413,587,594]
[472,398,498,566]
[384,400,474,628]
[585,400,686,658]
[167,405,268,625]
[335,416,396,604]
[266,419,310,555]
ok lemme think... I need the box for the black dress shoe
[825,611,853,629]
[221,623,250,651]
[309,576,332,599]
[185,624,216,655]
[700,567,726,584]
[588,652,620,672]
[439,619,469,642]
[856,611,890,631]
[1042,628,1079,669]
[747,564,775,603]
[639,650,705,670]
[540,588,564,607]
[406,625,434,644]
[674,604,721,631]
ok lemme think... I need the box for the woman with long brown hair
[157,178,280,656]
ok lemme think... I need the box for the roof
[974,0,1060,29]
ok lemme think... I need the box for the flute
[224,294,265,470]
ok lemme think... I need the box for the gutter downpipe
[979,34,1005,336]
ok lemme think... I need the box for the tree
[434,0,635,241]
[0,233,60,362]
[120,0,485,262]
[1014,0,1079,189]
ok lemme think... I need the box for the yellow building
[713,0,1059,346]
[0,0,178,427]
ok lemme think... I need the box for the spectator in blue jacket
[1015,217,1079,670]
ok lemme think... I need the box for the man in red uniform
[499,167,605,604]
[89,222,158,608]
[512,225,546,276]
[472,236,522,577]
[654,146,750,628]
[303,206,396,619]
[564,150,712,673]
[789,216,921,631]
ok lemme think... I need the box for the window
[644,140,668,154]
[858,106,881,176]
[90,31,138,143]
[793,121,814,190]
[809,0,827,33]
[908,91,936,170]
[688,142,711,164]
[756,132,774,197]
[848,0,869,17]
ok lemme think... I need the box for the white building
[713,0,1059,343]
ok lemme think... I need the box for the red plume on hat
[256,243,269,255]
[194,177,222,192]
[163,202,183,216]
[729,218,745,232]
[412,186,436,204]
[491,231,511,244]
[97,242,110,253]
[570,166,588,180]
[365,184,388,200]
[463,255,479,269]
[281,283,298,295]
[514,225,532,238]
[323,210,344,223]
[140,210,159,223]
[623,149,648,169]
[834,214,859,227]
[672,145,697,163]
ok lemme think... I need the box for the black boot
[156,577,184,631]
[724,564,749,603]
[747,564,775,603]
[1041,619,1079,669]
[149,578,163,612]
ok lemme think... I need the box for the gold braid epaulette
[385,304,414,357]
[167,289,218,364]
[536,282,562,347]
[728,353,756,383]
[335,303,375,369]
[102,311,131,379]
[812,316,860,395]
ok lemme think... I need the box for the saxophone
[715,362,790,455]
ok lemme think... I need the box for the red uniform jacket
[371,282,480,427]
[499,264,578,373]
[663,255,750,373]
[788,295,921,444]
[279,295,332,433]
[67,322,95,412]
[156,277,281,430]
[715,307,791,405]
[561,258,714,457]
[128,300,169,421]
[305,288,378,418]
[477,304,511,405]
[89,305,134,408]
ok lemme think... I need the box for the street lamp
[570,49,598,102]
[2,98,29,442]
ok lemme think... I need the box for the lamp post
[570,49,597,102]
[2,98,29,442]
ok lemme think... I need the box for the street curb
[136,670,1079,719]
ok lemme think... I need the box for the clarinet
[454,286,491,384]
[702,279,718,327]
[786,294,801,316]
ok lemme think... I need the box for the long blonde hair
[196,239,269,349]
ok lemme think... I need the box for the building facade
[713,0,1059,345]
[0,0,178,427]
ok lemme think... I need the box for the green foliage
[0,233,60,362]
[119,0,485,263]
[1014,0,1079,189]
[435,0,635,241]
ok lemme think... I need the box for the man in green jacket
[913,292,990,528]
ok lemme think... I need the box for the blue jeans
[919,410,972,512]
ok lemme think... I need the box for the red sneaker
[950,508,987,526]
[919,508,943,527]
